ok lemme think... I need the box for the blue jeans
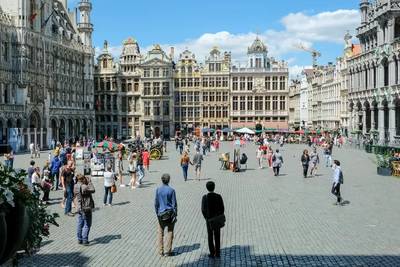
[52,172,60,190]
[182,165,188,181]
[65,183,74,214]
[325,154,332,167]
[77,212,92,242]
[137,165,144,184]
[104,186,113,205]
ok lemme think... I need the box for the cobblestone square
[13,142,400,266]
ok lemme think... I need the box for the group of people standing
[155,174,225,258]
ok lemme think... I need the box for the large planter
[377,167,392,176]
[0,201,30,265]
[0,212,7,261]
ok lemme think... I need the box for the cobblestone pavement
[12,142,400,266]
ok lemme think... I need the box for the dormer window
[102,59,107,68]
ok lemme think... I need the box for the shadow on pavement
[91,234,122,245]
[112,201,131,206]
[177,245,400,267]
[19,252,89,266]
[173,243,200,255]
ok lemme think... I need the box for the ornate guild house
[0,0,95,150]
[349,0,400,144]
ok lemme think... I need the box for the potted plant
[376,154,392,176]
[0,165,59,264]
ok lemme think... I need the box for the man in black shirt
[201,181,225,258]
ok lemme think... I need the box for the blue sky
[69,0,360,76]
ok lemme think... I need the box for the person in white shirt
[31,167,41,197]
[29,143,35,158]
[331,160,343,205]
[256,147,263,169]
[103,165,116,206]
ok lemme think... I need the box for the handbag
[208,214,226,230]
[159,209,175,223]
[111,184,117,193]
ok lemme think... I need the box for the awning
[222,128,232,133]
[235,127,255,134]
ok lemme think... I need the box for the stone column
[389,104,396,142]
[362,107,367,134]
[389,60,396,86]
[378,106,385,143]
[371,107,376,130]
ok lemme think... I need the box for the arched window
[102,59,107,68]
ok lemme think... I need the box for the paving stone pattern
[14,142,400,266]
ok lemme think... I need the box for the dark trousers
[206,223,221,257]
[303,164,309,178]
[331,183,342,203]
[42,190,50,201]
[103,186,113,205]
[273,167,280,176]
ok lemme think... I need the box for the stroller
[240,153,248,170]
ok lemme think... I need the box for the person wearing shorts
[192,151,204,181]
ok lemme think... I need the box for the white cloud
[95,9,360,74]
[281,9,360,43]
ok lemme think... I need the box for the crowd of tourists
[1,131,346,256]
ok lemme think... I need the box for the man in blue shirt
[154,174,177,257]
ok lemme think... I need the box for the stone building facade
[0,0,95,149]
[230,38,289,130]
[200,47,231,130]
[174,49,202,134]
[289,80,300,130]
[348,0,400,144]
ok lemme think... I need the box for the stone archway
[68,119,74,140]
[75,119,81,138]
[51,118,59,142]
[59,119,66,142]
[29,111,41,129]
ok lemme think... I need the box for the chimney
[170,47,175,60]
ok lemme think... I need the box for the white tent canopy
[235,127,255,134]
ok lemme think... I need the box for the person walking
[267,147,273,168]
[74,174,95,246]
[35,144,40,158]
[128,153,138,189]
[116,149,125,187]
[192,150,204,181]
[27,160,36,187]
[309,148,320,176]
[331,160,344,205]
[155,174,177,257]
[61,161,76,216]
[137,151,145,186]
[201,181,225,259]
[301,149,310,178]
[50,155,62,190]
[256,146,263,169]
[41,169,52,203]
[31,167,41,198]
[272,149,283,176]
[29,142,35,158]
[180,151,191,181]
[103,165,116,206]
[143,149,150,171]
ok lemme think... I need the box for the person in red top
[142,149,150,171]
